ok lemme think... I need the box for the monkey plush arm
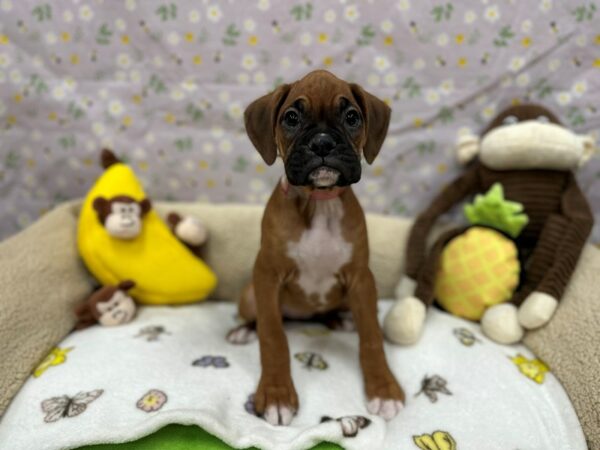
[404,163,481,280]
[536,173,594,300]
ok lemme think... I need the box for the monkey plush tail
[100,149,121,169]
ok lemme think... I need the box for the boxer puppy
[231,70,405,425]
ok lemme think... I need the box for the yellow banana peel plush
[78,150,217,305]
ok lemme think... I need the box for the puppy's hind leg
[226,283,258,345]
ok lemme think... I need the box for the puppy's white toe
[481,303,524,344]
[366,397,403,420]
[226,324,257,345]
[367,397,381,415]
[518,292,558,330]
[264,404,294,426]
[175,217,208,246]
[383,296,426,345]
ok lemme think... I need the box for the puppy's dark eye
[345,109,360,127]
[283,109,300,128]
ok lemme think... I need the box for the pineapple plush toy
[384,103,595,345]
[434,183,528,320]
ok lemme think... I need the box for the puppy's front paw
[517,292,558,330]
[255,374,298,426]
[175,216,208,246]
[481,303,523,344]
[383,296,426,345]
[365,372,405,421]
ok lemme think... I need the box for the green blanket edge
[77,424,343,450]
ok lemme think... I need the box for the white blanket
[0,301,586,450]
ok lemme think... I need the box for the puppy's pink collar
[280,176,345,200]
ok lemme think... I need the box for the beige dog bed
[0,201,598,448]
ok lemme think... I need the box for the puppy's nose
[309,133,336,156]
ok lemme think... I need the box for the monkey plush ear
[455,130,481,165]
[244,83,292,165]
[139,198,152,216]
[350,83,391,164]
[578,134,597,168]
[92,197,110,222]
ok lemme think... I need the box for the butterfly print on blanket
[294,352,328,370]
[321,415,371,438]
[192,355,230,368]
[453,327,481,346]
[41,389,104,423]
[415,375,452,403]
[134,325,171,342]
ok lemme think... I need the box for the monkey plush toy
[74,280,137,329]
[384,104,595,345]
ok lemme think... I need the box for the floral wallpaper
[0,0,598,241]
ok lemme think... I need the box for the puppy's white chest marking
[287,199,353,306]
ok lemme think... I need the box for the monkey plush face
[457,104,596,171]
[96,289,136,326]
[92,195,152,239]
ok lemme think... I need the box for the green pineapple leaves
[464,183,529,238]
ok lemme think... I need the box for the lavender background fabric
[0,0,598,241]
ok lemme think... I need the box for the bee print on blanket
[510,354,549,384]
[415,375,452,403]
[453,328,481,346]
[41,389,103,423]
[192,355,230,368]
[136,389,168,412]
[33,347,74,378]
[321,416,371,438]
[294,352,328,370]
[134,325,171,342]
[413,431,457,450]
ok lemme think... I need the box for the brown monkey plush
[74,280,137,329]
[384,104,595,345]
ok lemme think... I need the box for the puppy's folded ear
[350,84,391,164]
[244,83,291,165]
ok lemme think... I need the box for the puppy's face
[245,70,391,189]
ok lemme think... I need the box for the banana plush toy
[77,150,217,307]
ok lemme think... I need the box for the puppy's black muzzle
[284,130,361,186]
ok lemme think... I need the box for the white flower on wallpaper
[384,73,398,86]
[555,92,572,106]
[481,104,497,120]
[367,73,380,87]
[397,0,410,12]
[436,33,449,47]
[167,32,180,46]
[228,103,243,119]
[237,73,250,85]
[521,19,533,33]
[117,53,132,69]
[78,5,94,21]
[508,56,526,72]
[324,9,336,23]
[108,100,125,117]
[344,5,359,22]
[539,0,553,12]
[380,19,393,33]
[484,5,500,23]
[0,0,12,12]
[548,58,561,71]
[516,73,531,87]
[439,79,455,96]
[241,54,257,71]
[425,89,440,105]
[571,81,587,97]
[413,58,426,70]
[253,71,267,84]
[125,0,136,11]
[464,10,477,24]
[44,32,57,45]
[62,10,73,23]
[257,0,270,11]
[188,9,201,23]
[373,56,390,72]
[206,5,222,23]
[299,32,312,46]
